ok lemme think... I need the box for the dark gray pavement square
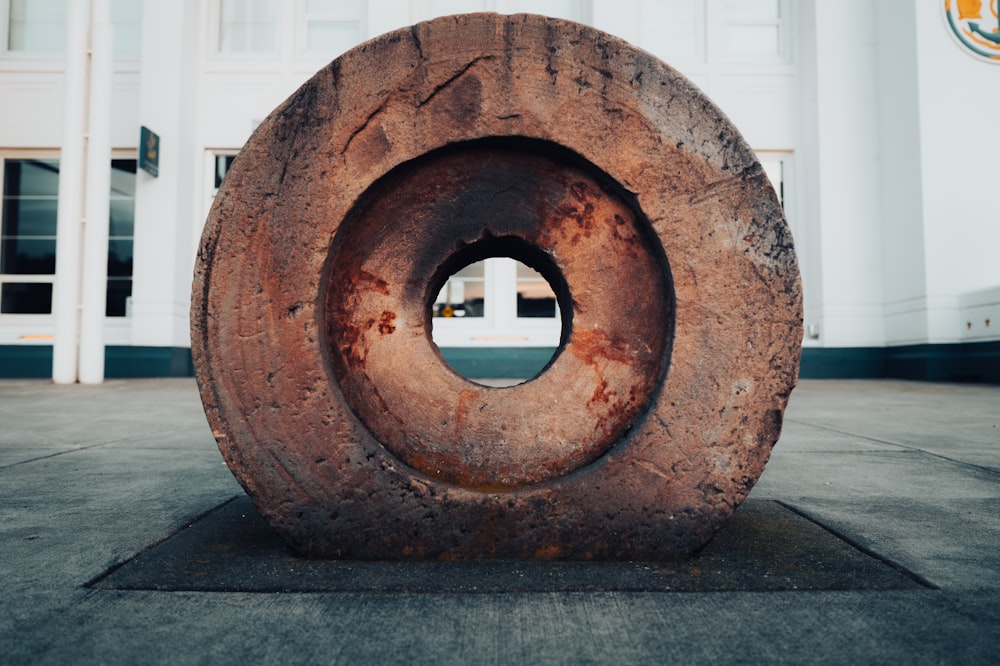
[89,496,924,594]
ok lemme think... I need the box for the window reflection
[433,260,484,318]
[106,159,135,316]
[516,262,556,318]
[1,159,59,278]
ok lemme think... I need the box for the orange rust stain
[570,329,634,366]
[607,213,639,250]
[357,269,390,295]
[590,378,611,405]
[377,310,396,335]
[454,388,479,438]
[534,543,563,559]
[569,181,589,202]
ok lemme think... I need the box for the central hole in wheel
[426,237,572,386]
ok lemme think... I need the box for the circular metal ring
[192,13,802,559]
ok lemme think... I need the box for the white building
[0,0,997,382]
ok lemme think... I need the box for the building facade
[0,0,998,382]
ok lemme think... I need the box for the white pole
[78,0,113,384]
[51,0,92,384]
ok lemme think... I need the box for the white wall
[798,0,885,348]
[130,0,200,348]
[914,2,1000,343]
[875,0,928,346]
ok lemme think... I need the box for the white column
[51,0,91,384]
[491,258,518,331]
[131,0,199,351]
[796,0,885,348]
[78,0,114,384]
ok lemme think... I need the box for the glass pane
[215,155,236,188]
[306,0,339,12]
[109,160,136,237]
[505,0,578,21]
[219,0,276,53]
[2,198,58,236]
[105,277,131,317]
[110,159,136,197]
[641,0,700,62]
[516,264,556,318]
[306,21,361,53]
[724,0,779,20]
[107,240,133,277]
[305,0,362,16]
[108,200,134,237]
[726,25,779,57]
[1,238,56,274]
[434,261,485,318]
[8,0,66,52]
[1,282,53,314]
[4,160,60,196]
[758,156,784,207]
[111,0,143,59]
[434,281,484,318]
[428,0,488,17]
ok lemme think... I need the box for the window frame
[708,0,793,65]
[0,153,60,318]
[0,0,67,62]
[0,151,59,340]
[106,153,136,318]
[210,0,280,61]
[295,0,366,63]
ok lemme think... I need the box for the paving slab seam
[0,441,130,471]
[82,494,242,590]
[783,418,1000,478]
[775,500,939,590]
[0,431,201,470]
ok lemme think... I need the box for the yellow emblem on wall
[944,0,1000,62]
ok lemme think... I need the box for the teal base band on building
[1,346,193,380]
[1,343,998,383]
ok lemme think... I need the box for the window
[0,158,58,314]
[756,151,797,246]
[639,0,704,64]
[300,0,363,59]
[0,157,137,317]
[722,0,787,61]
[757,154,783,207]
[431,255,561,354]
[213,154,237,189]
[516,261,556,318]
[632,0,792,67]
[5,0,66,54]
[433,259,559,322]
[106,159,135,317]
[434,260,485,319]
[217,0,277,54]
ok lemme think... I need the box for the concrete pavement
[1,378,998,664]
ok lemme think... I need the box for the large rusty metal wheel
[191,13,802,559]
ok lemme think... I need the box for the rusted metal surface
[326,143,670,490]
[191,13,802,559]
